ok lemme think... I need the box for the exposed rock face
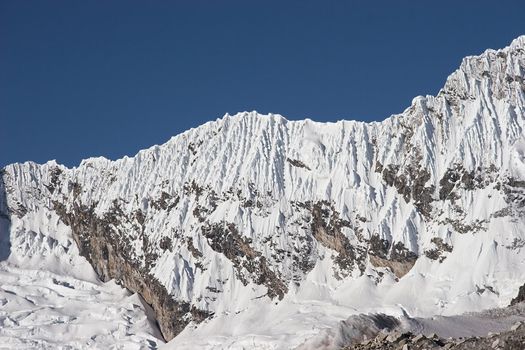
[367,234,418,278]
[438,164,498,201]
[53,201,213,341]
[0,173,11,262]
[201,221,287,299]
[2,36,525,346]
[377,161,435,218]
[287,158,311,170]
[344,320,525,350]
[510,283,525,306]
[309,200,365,277]
[369,254,416,279]
[424,237,453,262]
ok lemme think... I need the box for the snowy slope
[1,36,525,349]
[0,166,162,349]
[301,302,525,349]
[0,265,162,349]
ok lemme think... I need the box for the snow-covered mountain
[1,36,525,349]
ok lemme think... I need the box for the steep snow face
[2,36,525,348]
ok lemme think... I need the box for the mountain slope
[1,36,525,348]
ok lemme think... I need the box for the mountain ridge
[19,35,523,170]
[1,35,525,348]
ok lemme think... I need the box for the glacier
[1,35,525,349]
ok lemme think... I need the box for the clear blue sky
[1,1,524,167]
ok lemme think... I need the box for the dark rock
[151,191,179,212]
[287,158,311,170]
[186,237,203,259]
[368,235,390,260]
[202,221,287,299]
[309,201,365,276]
[44,167,63,194]
[424,237,453,262]
[510,282,525,306]
[159,236,173,252]
[183,180,204,199]
[377,163,434,218]
[439,164,498,201]
[368,241,417,278]
[188,140,203,156]
[53,201,212,341]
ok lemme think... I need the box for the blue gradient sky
[1,1,524,167]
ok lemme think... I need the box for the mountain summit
[1,36,525,349]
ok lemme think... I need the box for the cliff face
[2,36,525,346]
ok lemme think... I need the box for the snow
[297,302,525,349]
[1,35,525,349]
[0,264,161,349]
[0,210,162,349]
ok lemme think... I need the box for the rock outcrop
[345,321,525,350]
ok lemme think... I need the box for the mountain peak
[2,36,525,348]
